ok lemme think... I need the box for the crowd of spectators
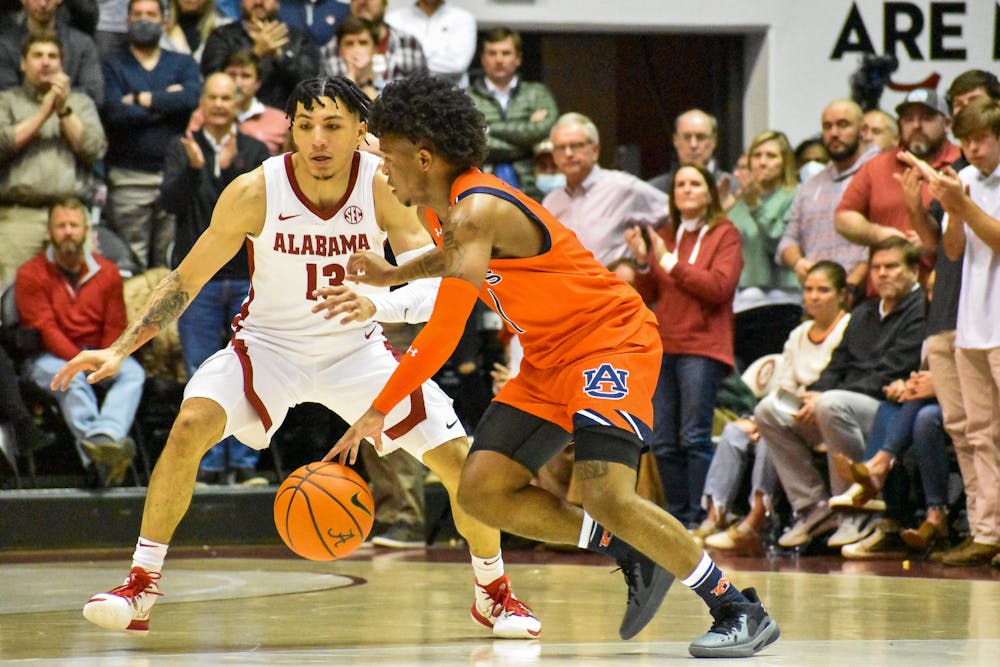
[0,0,998,570]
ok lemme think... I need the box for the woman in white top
[699,261,851,554]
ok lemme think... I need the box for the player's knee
[164,398,226,459]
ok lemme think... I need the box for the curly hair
[284,76,371,123]
[368,74,487,170]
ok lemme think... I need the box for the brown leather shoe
[900,520,948,550]
[940,541,1000,567]
[929,537,972,563]
[704,523,765,556]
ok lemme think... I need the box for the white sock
[131,536,169,574]
[578,511,597,549]
[471,550,504,584]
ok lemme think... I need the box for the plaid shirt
[322,26,427,83]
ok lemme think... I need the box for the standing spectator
[16,199,145,487]
[466,27,558,201]
[329,15,381,97]
[648,109,732,201]
[757,237,925,550]
[860,109,898,152]
[277,0,349,47]
[162,0,233,63]
[0,33,106,288]
[917,96,1000,566]
[625,165,743,527]
[0,0,104,104]
[543,112,669,267]
[101,0,201,270]
[188,50,290,156]
[836,89,961,247]
[728,129,801,369]
[160,72,271,485]
[322,0,427,84]
[94,0,129,57]
[778,99,872,301]
[385,0,474,87]
[201,0,321,108]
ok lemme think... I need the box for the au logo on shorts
[582,363,630,399]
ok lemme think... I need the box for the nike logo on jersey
[364,325,378,339]
[278,212,302,220]
[446,420,459,429]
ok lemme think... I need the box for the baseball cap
[895,89,950,118]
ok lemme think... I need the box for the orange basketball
[273,462,375,560]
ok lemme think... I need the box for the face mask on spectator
[128,20,163,47]
[535,172,566,195]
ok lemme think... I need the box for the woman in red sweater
[626,165,744,528]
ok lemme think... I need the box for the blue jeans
[651,353,729,526]
[178,279,259,472]
[865,398,950,519]
[30,352,145,466]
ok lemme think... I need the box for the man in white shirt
[386,0,475,86]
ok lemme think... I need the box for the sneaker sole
[83,596,148,634]
[619,569,675,640]
[469,607,542,639]
[688,618,781,658]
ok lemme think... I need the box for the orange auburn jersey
[423,168,660,370]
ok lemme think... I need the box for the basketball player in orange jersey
[323,75,780,658]
[49,77,540,640]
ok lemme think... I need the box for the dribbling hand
[323,406,385,465]
[346,251,396,286]
[50,348,125,391]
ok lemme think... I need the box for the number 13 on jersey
[305,262,346,300]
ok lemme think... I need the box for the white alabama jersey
[232,151,388,350]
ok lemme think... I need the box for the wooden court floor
[1,545,999,665]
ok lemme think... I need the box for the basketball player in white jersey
[50,77,540,640]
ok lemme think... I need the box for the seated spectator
[0,344,56,455]
[385,0,474,87]
[728,129,802,369]
[702,261,851,555]
[16,199,145,487]
[756,237,924,551]
[467,27,558,201]
[101,0,201,270]
[189,49,289,154]
[201,0,321,108]
[161,72,271,485]
[829,369,952,560]
[162,0,233,63]
[277,0,349,48]
[0,0,104,104]
[322,0,427,84]
[626,165,743,527]
[0,32,107,289]
[543,112,669,267]
[860,109,898,152]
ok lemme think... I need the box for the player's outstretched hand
[323,406,386,465]
[311,284,375,323]
[50,348,124,391]
[346,251,396,286]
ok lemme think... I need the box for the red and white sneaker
[83,566,162,634]
[471,574,541,639]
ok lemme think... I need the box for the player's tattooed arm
[576,460,610,481]
[111,270,191,356]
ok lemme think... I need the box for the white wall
[387,1,998,146]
